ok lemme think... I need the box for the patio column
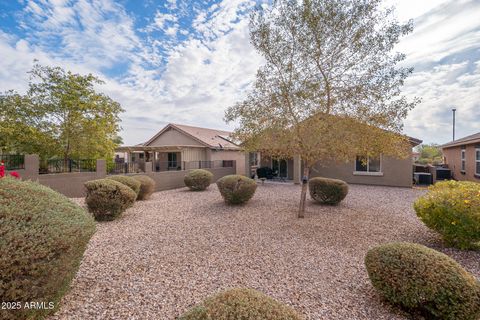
[293,155,301,184]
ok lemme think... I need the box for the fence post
[24,154,40,180]
[144,162,152,174]
[96,159,106,178]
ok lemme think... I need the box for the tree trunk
[298,164,309,218]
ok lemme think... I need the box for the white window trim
[461,149,466,172]
[475,147,480,175]
[353,155,383,176]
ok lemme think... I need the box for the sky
[0,0,479,146]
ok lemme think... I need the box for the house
[256,136,422,188]
[116,123,247,175]
[441,132,480,181]
[118,122,421,188]
[412,151,420,163]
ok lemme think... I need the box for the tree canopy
[225,0,419,216]
[0,64,124,160]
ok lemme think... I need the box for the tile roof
[145,123,240,150]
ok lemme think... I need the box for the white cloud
[1,0,479,146]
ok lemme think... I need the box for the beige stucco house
[116,123,247,175]
[441,132,480,182]
[118,122,421,188]
[256,136,422,188]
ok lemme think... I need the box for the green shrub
[414,180,480,250]
[365,242,480,320]
[308,177,348,205]
[0,177,95,320]
[84,179,136,221]
[106,175,141,198]
[179,288,303,320]
[184,169,213,191]
[216,175,257,205]
[132,175,156,200]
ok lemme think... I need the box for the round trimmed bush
[85,179,137,221]
[132,175,155,200]
[0,177,95,320]
[308,177,348,205]
[414,180,480,250]
[365,242,480,320]
[216,175,257,205]
[106,175,141,198]
[179,288,303,320]
[184,169,213,191]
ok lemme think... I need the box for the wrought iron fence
[154,160,235,172]
[107,161,139,175]
[0,154,25,170]
[39,159,97,174]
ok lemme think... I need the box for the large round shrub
[308,177,348,205]
[179,288,303,320]
[365,242,480,320]
[184,169,213,191]
[132,175,156,200]
[216,175,257,205]
[0,177,95,320]
[414,180,480,250]
[85,179,136,221]
[106,175,141,198]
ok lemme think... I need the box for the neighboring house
[116,123,247,175]
[412,151,420,162]
[441,132,480,181]
[256,136,422,187]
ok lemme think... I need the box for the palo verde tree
[225,0,419,217]
[0,63,124,160]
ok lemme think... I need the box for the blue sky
[0,0,479,145]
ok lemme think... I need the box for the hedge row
[85,175,156,221]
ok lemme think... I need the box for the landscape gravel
[51,183,480,320]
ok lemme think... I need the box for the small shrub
[106,175,141,198]
[216,175,257,205]
[308,177,348,205]
[414,180,480,250]
[84,179,136,221]
[184,169,214,191]
[0,177,95,320]
[179,288,303,320]
[365,242,480,320]
[132,175,156,200]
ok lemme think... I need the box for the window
[168,152,177,168]
[355,155,382,174]
[461,147,466,172]
[476,147,480,175]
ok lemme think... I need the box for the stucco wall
[310,156,413,187]
[38,172,105,197]
[148,127,204,147]
[443,144,479,181]
[182,147,207,162]
[140,166,236,191]
[210,150,247,176]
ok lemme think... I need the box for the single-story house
[116,123,247,175]
[256,136,422,188]
[441,132,480,181]
[118,122,421,188]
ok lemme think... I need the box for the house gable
[146,126,206,147]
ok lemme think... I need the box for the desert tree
[0,63,124,160]
[225,0,419,217]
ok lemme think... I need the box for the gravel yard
[52,183,480,320]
